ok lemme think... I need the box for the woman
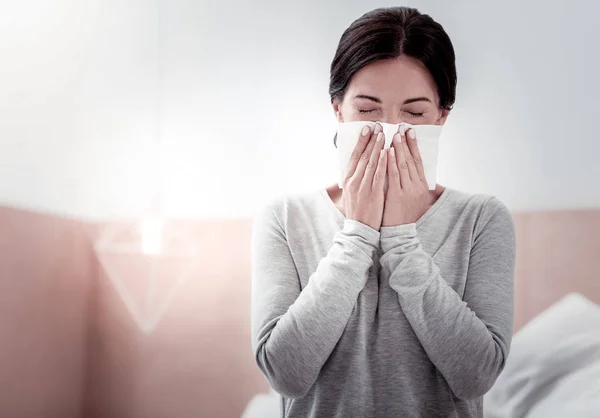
[251,6,515,418]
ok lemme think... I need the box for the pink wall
[83,220,268,418]
[512,209,600,331]
[0,206,93,418]
[1,205,599,417]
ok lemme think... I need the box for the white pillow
[484,293,600,418]
[525,331,600,418]
[241,389,280,418]
[512,293,600,349]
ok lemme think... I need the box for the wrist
[343,219,381,243]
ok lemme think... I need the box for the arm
[379,197,516,400]
[251,202,379,399]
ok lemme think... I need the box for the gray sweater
[250,187,516,418]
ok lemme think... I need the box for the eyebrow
[354,94,432,105]
[354,94,382,103]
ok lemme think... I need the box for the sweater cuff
[341,219,380,250]
[380,223,417,238]
[380,223,418,253]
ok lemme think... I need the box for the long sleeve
[250,202,379,399]
[379,197,516,400]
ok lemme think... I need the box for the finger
[362,129,386,187]
[372,149,388,190]
[405,128,426,183]
[392,133,411,188]
[402,139,420,183]
[386,146,400,192]
[344,125,372,181]
[353,124,381,181]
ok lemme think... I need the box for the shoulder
[445,187,504,210]
[252,189,327,233]
[446,188,514,242]
[446,187,511,219]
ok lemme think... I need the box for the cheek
[337,104,363,122]
[424,110,446,126]
[423,114,440,125]
[343,113,375,122]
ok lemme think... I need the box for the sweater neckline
[319,185,451,229]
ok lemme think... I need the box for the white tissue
[336,121,443,190]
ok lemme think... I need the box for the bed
[484,293,600,417]
[485,209,600,417]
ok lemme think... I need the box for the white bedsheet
[484,293,600,418]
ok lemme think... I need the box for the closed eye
[405,111,425,117]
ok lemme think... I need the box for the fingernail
[374,123,382,134]
[390,147,395,156]
[393,133,401,143]
[408,129,416,140]
[376,132,383,141]
[380,150,385,158]
[361,126,370,136]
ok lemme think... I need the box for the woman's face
[333,55,449,126]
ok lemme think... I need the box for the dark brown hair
[330,7,457,146]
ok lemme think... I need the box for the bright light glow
[90,220,198,334]
[141,216,163,255]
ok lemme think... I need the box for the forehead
[345,55,439,103]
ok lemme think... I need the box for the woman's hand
[342,123,388,231]
[382,128,431,227]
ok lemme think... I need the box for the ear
[332,100,344,123]
[435,108,450,126]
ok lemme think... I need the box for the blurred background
[0,0,599,417]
